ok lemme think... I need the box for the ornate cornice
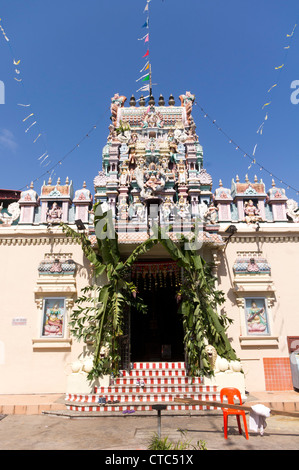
[0,236,79,246]
[229,235,299,243]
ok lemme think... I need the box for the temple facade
[1,91,299,397]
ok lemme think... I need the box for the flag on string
[143,50,149,57]
[142,18,149,28]
[23,113,34,122]
[0,24,9,42]
[267,84,277,93]
[275,64,284,70]
[144,33,149,43]
[136,84,150,92]
[256,122,264,135]
[138,34,148,40]
[144,3,149,12]
[136,73,150,82]
[140,61,150,72]
[25,121,36,133]
[142,74,150,81]
[287,24,297,37]
[262,102,271,109]
[33,134,41,143]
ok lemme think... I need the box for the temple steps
[64,402,220,413]
[66,392,219,404]
[65,362,221,413]
[113,377,198,385]
[94,385,212,394]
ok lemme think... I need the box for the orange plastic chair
[220,387,249,439]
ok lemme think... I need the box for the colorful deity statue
[204,201,219,224]
[119,166,130,186]
[176,196,190,219]
[110,93,127,126]
[161,197,174,222]
[43,303,64,336]
[143,172,165,196]
[179,91,195,125]
[46,202,63,224]
[177,163,188,185]
[132,197,146,222]
[246,301,267,334]
[286,199,299,223]
[244,200,262,224]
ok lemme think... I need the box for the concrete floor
[1,389,299,451]
[0,410,299,451]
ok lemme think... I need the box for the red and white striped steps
[65,361,220,413]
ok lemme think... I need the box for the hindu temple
[1,91,299,412]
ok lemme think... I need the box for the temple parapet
[1,93,298,233]
[0,178,93,227]
[92,92,221,242]
[91,94,299,239]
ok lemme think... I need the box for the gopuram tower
[93,92,222,242]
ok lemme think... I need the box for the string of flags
[18,107,110,191]
[136,0,152,99]
[0,16,110,191]
[194,102,299,196]
[0,17,50,171]
[0,18,9,42]
[251,22,298,162]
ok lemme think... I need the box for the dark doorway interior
[130,275,185,362]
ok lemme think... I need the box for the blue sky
[0,0,299,199]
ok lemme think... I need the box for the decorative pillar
[19,182,39,224]
[266,180,288,221]
[39,177,73,224]
[214,180,233,222]
[73,182,93,223]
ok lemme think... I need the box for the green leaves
[157,229,237,376]
[63,209,238,380]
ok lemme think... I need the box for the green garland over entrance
[62,206,238,380]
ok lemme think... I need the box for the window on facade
[245,298,270,335]
[41,297,66,338]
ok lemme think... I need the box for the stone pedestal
[203,372,246,398]
[66,373,110,394]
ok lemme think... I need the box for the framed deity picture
[41,298,65,337]
[245,298,270,335]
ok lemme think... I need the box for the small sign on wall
[12,317,27,326]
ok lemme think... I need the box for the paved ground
[0,410,299,451]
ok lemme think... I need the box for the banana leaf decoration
[61,212,237,379]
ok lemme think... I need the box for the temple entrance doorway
[130,261,185,362]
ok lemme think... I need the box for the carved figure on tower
[47,202,63,224]
[204,202,219,224]
[144,172,165,196]
[110,93,127,126]
[244,200,262,224]
[177,163,188,185]
[286,199,299,223]
[176,196,190,220]
[119,166,130,186]
[161,197,174,222]
[179,91,195,125]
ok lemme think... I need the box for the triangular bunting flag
[142,18,149,28]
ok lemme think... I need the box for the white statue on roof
[286,199,299,223]
[0,202,20,225]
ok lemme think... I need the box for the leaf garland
[61,213,237,380]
